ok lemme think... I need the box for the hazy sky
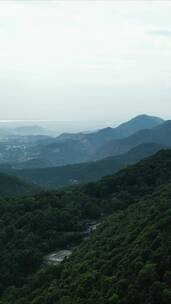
[0,0,171,124]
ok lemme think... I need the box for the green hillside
[7,143,165,188]
[0,149,171,303]
[21,183,171,304]
[0,172,37,197]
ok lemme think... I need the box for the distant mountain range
[30,114,167,166]
[57,114,164,152]
[95,120,171,159]
[0,114,164,167]
[13,125,50,136]
[6,142,166,189]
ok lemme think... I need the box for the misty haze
[0,1,171,304]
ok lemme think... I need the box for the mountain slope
[116,114,163,136]
[0,172,37,197]
[40,115,164,166]
[26,183,171,304]
[0,115,164,169]
[8,143,166,188]
[1,149,171,303]
[57,114,164,150]
[95,120,171,159]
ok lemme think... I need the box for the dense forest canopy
[1,0,171,302]
[19,183,171,304]
[0,150,171,303]
[0,172,37,197]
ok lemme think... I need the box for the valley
[0,115,171,304]
[0,149,171,303]
[0,115,166,169]
[1,1,170,303]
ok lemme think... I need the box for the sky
[0,0,171,126]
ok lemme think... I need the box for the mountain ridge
[95,120,171,160]
[5,142,166,188]
[0,114,163,169]
[1,149,171,303]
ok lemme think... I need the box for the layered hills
[0,150,171,304]
[0,114,164,169]
[8,142,166,188]
[95,120,171,159]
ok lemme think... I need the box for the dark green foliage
[0,188,114,297]
[83,149,171,201]
[0,172,37,197]
[0,149,171,304]
[5,183,171,304]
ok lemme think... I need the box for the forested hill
[95,120,171,160]
[0,172,37,197]
[21,182,171,304]
[83,149,171,202]
[0,149,171,304]
[58,114,164,146]
[8,142,165,188]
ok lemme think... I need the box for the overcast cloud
[0,0,171,124]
